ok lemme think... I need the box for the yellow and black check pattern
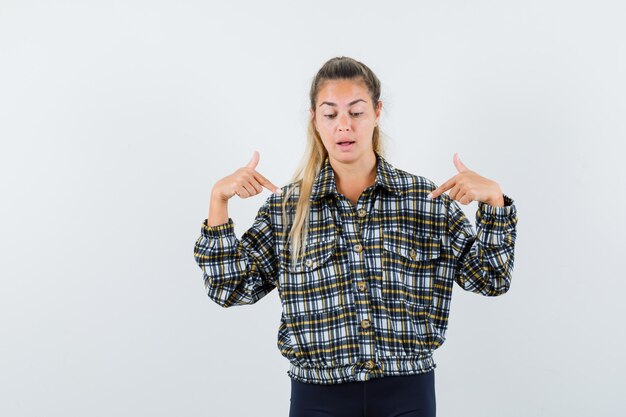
[194,152,518,384]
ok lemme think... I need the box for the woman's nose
[338,113,351,130]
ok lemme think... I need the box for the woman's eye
[323,112,362,119]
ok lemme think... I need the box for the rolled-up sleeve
[193,197,278,307]
[446,193,518,296]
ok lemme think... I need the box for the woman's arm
[427,153,518,295]
[207,191,230,226]
[445,193,518,296]
[194,195,279,307]
[194,151,282,307]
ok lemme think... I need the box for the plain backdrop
[1,1,625,416]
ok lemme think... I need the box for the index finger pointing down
[254,171,281,194]
[428,178,455,199]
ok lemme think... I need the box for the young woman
[194,56,518,417]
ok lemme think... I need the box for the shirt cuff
[201,218,235,238]
[476,194,517,226]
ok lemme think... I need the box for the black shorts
[289,370,436,417]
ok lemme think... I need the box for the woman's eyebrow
[318,99,367,108]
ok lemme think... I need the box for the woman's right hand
[211,150,282,201]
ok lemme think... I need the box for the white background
[1,1,624,416]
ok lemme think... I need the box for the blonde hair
[281,56,387,268]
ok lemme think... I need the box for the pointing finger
[254,171,282,194]
[428,177,456,199]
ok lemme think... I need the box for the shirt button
[357,282,366,292]
[361,319,371,329]
[364,360,376,369]
[409,249,417,260]
[354,244,363,253]
[357,209,367,218]
[305,259,313,268]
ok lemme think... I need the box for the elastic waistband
[287,355,436,385]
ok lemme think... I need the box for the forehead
[316,79,369,105]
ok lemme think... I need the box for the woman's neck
[330,151,378,200]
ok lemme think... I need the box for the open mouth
[337,141,355,150]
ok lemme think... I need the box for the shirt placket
[334,187,378,381]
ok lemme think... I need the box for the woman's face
[311,78,382,165]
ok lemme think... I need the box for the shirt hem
[286,355,436,385]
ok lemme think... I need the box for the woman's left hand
[427,153,505,207]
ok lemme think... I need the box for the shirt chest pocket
[277,237,348,317]
[381,229,441,305]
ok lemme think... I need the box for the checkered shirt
[194,152,518,384]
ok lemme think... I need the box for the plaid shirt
[194,152,518,385]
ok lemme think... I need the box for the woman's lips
[337,141,354,150]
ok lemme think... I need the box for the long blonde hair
[281,56,387,268]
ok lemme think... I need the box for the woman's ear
[309,108,316,129]
[375,100,382,125]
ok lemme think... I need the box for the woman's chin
[330,152,357,163]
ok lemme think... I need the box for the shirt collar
[309,151,404,201]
